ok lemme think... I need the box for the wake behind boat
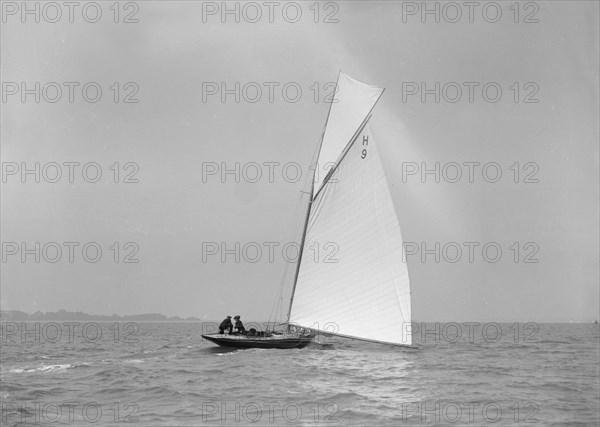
[202,72,417,350]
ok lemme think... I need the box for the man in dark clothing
[219,316,233,335]
[234,315,245,334]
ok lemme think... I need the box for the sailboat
[202,72,416,349]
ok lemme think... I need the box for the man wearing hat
[234,315,246,335]
[218,316,233,335]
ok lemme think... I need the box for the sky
[1,1,598,322]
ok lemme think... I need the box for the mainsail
[288,73,412,346]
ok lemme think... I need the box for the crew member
[234,315,246,334]
[219,316,233,335]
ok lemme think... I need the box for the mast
[285,71,340,326]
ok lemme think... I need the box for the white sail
[289,121,412,346]
[314,73,384,195]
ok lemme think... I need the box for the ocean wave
[4,364,73,374]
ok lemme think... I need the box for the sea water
[1,322,598,426]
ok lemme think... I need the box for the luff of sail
[289,117,413,346]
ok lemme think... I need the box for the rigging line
[268,183,305,324]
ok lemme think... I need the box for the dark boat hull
[202,334,313,349]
